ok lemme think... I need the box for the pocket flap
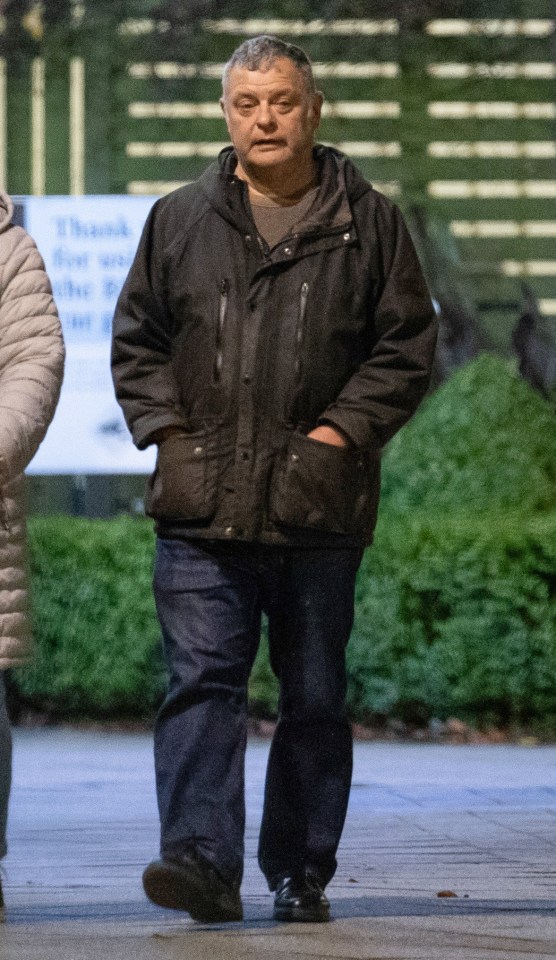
[269,432,379,536]
[145,428,222,521]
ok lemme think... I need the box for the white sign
[24,196,158,474]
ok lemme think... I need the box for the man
[112,35,436,924]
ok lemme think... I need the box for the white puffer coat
[0,192,64,669]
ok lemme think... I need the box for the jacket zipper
[214,278,228,381]
[294,282,309,375]
[256,234,271,264]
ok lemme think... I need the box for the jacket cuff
[317,410,383,451]
[133,414,188,450]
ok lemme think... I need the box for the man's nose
[255,103,275,128]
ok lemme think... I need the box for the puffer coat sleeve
[0,196,65,668]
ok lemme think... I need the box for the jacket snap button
[291,453,299,462]
[283,247,292,255]
[225,526,234,537]
[343,233,350,241]
[193,446,203,456]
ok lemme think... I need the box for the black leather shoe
[273,873,330,922]
[142,854,243,922]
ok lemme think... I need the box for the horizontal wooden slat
[429,142,556,158]
[128,61,400,79]
[429,180,556,198]
[426,19,554,36]
[428,102,556,118]
[451,221,556,237]
[202,18,399,35]
[428,62,556,78]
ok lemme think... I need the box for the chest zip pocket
[214,278,229,382]
[294,281,309,377]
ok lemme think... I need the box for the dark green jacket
[111,146,437,547]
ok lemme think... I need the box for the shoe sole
[274,904,330,923]
[142,860,243,922]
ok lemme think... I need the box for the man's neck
[234,158,317,207]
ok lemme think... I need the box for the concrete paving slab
[1,730,555,959]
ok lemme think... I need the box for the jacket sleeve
[0,229,65,485]
[319,197,437,449]
[111,201,189,450]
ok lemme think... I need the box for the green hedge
[19,509,556,730]
[380,353,556,516]
[13,354,556,730]
[20,516,163,717]
[349,511,556,731]
[21,514,278,719]
[352,353,556,731]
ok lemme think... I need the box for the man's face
[220,57,323,183]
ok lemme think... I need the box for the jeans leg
[0,673,12,860]
[258,548,361,888]
[153,539,261,884]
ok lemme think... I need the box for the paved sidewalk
[1,728,556,958]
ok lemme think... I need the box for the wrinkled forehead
[222,57,311,98]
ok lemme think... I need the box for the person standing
[0,192,65,920]
[112,35,436,923]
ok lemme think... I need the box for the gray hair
[222,35,317,95]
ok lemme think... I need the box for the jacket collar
[199,145,372,238]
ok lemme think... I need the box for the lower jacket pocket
[269,432,380,537]
[145,427,223,522]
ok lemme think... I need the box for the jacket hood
[199,144,373,234]
[0,191,13,234]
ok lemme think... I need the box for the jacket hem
[153,521,372,550]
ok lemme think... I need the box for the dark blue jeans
[153,537,362,888]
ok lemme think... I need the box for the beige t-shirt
[250,187,319,250]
